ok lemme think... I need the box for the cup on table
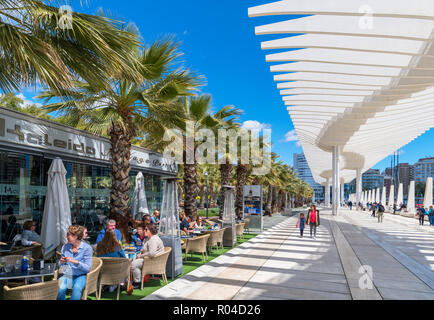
[4,264,12,273]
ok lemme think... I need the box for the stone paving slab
[145,208,434,300]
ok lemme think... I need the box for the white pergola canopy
[248,0,434,187]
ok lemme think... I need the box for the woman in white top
[192,216,205,229]
[131,224,164,286]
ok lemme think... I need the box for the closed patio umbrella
[40,158,71,259]
[131,172,149,220]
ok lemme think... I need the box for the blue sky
[19,0,434,171]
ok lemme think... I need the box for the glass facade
[0,151,164,243]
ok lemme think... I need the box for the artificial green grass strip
[82,233,257,300]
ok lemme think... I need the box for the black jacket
[306,209,320,226]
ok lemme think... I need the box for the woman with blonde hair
[57,225,93,300]
[96,229,126,258]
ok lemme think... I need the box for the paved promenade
[145,208,434,300]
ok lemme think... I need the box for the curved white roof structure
[248,0,434,189]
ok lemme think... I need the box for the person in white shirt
[131,224,164,286]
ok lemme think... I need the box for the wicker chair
[3,279,59,300]
[202,230,221,253]
[3,254,23,266]
[81,257,103,300]
[243,218,250,233]
[139,247,171,290]
[9,244,42,259]
[236,223,245,240]
[184,234,210,262]
[98,257,130,300]
[215,228,226,252]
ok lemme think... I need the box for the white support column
[389,185,395,209]
[340,178,345,206]
[325,178,331,207]
[356,168,362,204]
[424,177,433,209]
[375,187,380,203]
[408,181,415,214]
[381,186,386,205]
[332,146,341,216]
[397,183,404,207]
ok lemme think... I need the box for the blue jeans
[57,274,87,300]
[429,216,434,226]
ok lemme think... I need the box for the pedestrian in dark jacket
[418,207,427,225]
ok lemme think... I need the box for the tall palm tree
[39,38,201,219]
[142,95,241,219]
[0,0,141,94]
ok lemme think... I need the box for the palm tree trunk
[272,187,278,213]
[108,123,132,243]
[265,185,273,216]
[235,161,248,220]
[109,123,131,218]
[209,187,215,208]
[177,182,183,207]
[219,160,232,218]
[184,163,198,219]
[198,184,205,210]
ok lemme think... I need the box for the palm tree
[39,38,201,219]
[143,95,241,219]
[0,0,140,94]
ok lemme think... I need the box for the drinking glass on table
[4,264,12,273]
[0,257,5,273]
[15,259,21,271]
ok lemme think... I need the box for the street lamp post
[205,171,209,219]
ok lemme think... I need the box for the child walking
[296,213,306,237]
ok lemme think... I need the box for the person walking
[306,205,320,239]
[377,203,385,223]
[428,206,434,226]
[371,202,376,217]
[296,213,306,238]
[348,201,353,211]
[417,207,427,225]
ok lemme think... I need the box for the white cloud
[183,30,188,35]
[241,120,271,131]
[284,130,301,146]
[17,93,42,108]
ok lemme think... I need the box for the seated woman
[57,225,93,300]
[131,225,147,253]
[131,224,164,288]
[192,216,206,229]
[21,220,41,246]
[95,229,126,258]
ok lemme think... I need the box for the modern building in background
[293,153,324,201]
[413,157,434,183]
[361,169,384,190]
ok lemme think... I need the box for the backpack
[378,205,385,213]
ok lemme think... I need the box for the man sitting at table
[143,214,151,226]
[131,224,164,288]
[96,219,122,245]
[21,220,41,246]
[180,215,194,235]
[132,225,148,252]
[150,210,160,224]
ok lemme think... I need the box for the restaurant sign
[0,112,177,174]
